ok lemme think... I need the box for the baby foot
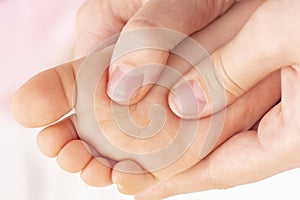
[11,42,280,195]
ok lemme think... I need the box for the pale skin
[75,0,236,104]
[10,0,300,199]
[136,0,300,199]
[11,36,279,194]
[136,67,300,199]
[11,0,277,195]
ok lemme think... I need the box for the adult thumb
[107,0,234,105]
[168,1,290,119]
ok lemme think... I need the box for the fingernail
[107,65,143,104]
[169,80,206,119]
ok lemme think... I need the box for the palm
[204,66,300,188]
[143,68,299,200]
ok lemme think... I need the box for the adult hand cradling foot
[11,0,300,200]
[11,43,279,195]
[137,0,300,199]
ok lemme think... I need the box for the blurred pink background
[0,0,299,200]
[0,1,129,199]
[0,0,80,113]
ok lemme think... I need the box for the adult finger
[74,0,147,58]
[107,0,235,105]
[134,131,271,200]
[110,0,266,194]
[111,68,280,196]
[168,0,295,119]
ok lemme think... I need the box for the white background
[0,0,299,199]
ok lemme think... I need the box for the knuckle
[212,49,245,103]
[126,17,159,30]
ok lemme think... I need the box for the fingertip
[108,45,168,104]
[107,64,143,105]
[168,79,209,120]
[107,65,163,105]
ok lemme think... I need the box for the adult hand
[135,0,300,199]
[79,0,236,104]
[11,0,272,195]
[11,51,280,196]
[74,0,146,58]
[168,0,300,119]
